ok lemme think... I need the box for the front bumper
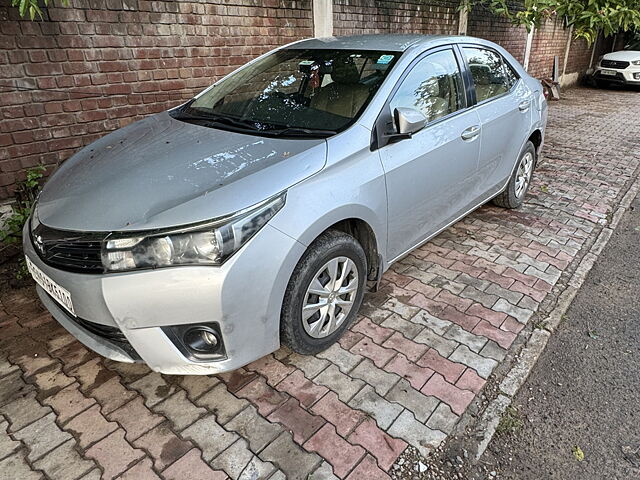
[593,65,640,85]
[24,221,305,374]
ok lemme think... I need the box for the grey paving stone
[0,392,50,433]
[380,314,423,339]
[348,385,402,430]
[387,410,446,457]
[317,344,363,373]
[0,358,18,379]
[449,345,498,379]
[413,327,458,357]
[480,340,508,362]
[260,432,321,480]
[13,412,71,461]
[32,439,95,479]
[153,389,206,431]
[0,450,42,480]
[284,353,330,379]
[409,311,451,335]
[195,383,248,424]
[426,403,459,434]
[181,415,238,461]
[385,379,439,423]
[350,359,400,396]
[309,461,339,479]
[314,365,364,403]
[485,283,524,306]
[380,297,421,320]
[238,453,276,480]
[210,438,254,479]
[0,372,34,409]
[459,285,499,309]
[493,299,534,324]
[0,420,20,459]
[518,294,539,312]
[403,266,438,285]
[129,372,177,407]
[443,324,488,353]
[225,405,283,453]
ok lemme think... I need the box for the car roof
[286,34,471,52]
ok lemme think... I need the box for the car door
[461,46,533,199]
[376,47,482,261]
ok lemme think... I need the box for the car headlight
[632,60,640,66]
[101,192,286,272]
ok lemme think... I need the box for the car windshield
[173,49,400,137]
[625,40,640,50]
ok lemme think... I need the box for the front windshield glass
[177,49,400,136]
[625,40,640,50]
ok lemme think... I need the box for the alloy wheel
[515,151,534,199]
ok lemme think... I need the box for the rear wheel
[280,230,367,354]
[493,141,536,209]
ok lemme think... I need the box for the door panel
[380,109,482,261]
[463,47,533,198]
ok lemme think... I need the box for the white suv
[594,40,640,87]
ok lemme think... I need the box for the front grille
[31,222,105,273]
[601,59,629,69]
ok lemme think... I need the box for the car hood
[602,50,640,62]
[37,112,327,232]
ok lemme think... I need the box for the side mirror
[394,107,426,138]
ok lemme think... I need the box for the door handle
[461,125,480,141]
[518,100,530,112]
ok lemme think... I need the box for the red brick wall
[333,0,460,36]
[0,0,312,199]
[467,2,527,63]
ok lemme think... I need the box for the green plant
[0,165,46,245]
[462,0,640,45]
[10,0,69,20]
[496,405,524,435]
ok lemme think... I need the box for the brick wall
[467,1,527,63]
[0,0,312,199]
[333,0,459,36]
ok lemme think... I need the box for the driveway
[1,86,639,480]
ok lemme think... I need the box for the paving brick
[387,410,446,457]
[237,453,277,480]
[473,319,517,348]
[380,314,423,339]
[64,404,118,448]
[119,458,161,480]
[133,422,192,470]
[236,378,288,416]
[382,332,429,362]
[493,298,534,324]
[346,454,391,479]
[304,423,365,478]
[0,391,50,432]
[245,355,295,387]
[276,369,328,408]
[421,374,475,416]
[417,349,465,384]
[337,330,366,350]
[162,448,227,480]
[108,397,164,441]
[0,451,42,480]
[0,420,20,459]
[13,351,57,377]
[129,372,177,407]
[314,365,365,403]
[181,415,238,461]
[443,324,488,353]
[379,297,421,320]
[385,378,439,423]
[153,389,206,431]
[456,368,487,394]
[310,391,366,437]
[42,382,95,424]
[84,429,145,480]
[347,418,406,471]
[425,402,459,434]
[268,397,325,444]
[351,359,399,396]
[284,353,330,379]
[69,358,113,392]
[409,310,451,335]
[180,374,220,400]
[209,438,254,479]
[384,354,433,390]
[348,385,402,430]
[219,368,259,394]
[195,383,249,424]
[350,337,395,368]
[29,362,74,394]
[13,412,72,461]
[0,357,18,378]
[317,343,363,373]
[32,439,95,479]
[413,327,458,357]
[225,405,283,452]
[261,432,321,480]
[90,377,136,414]
[309,461,340,480]
[449,345,498,379]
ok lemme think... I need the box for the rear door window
[463,47,518,103]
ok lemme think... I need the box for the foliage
[10,0,69,20]
[496,405,524,435]
[463,0,640,44]
[0,165,46,245]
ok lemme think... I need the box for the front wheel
[492,141,536,209]
[280,230,367,354]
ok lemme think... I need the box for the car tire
[280,230,367,354]
[492,141,536,209]
[595,79,609,89]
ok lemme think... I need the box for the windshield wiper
[263,127,337,138]
[171,111,264,131]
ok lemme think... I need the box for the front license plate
[26,256,76,316]
[601,69,617,76]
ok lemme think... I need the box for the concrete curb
[471,170,640,461]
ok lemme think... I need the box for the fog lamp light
[184,327,220,353]
[634,73,640,80]
[162,322,226,362]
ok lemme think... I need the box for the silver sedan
[24,34,547,374]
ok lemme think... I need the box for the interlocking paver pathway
[1,86,639,479]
